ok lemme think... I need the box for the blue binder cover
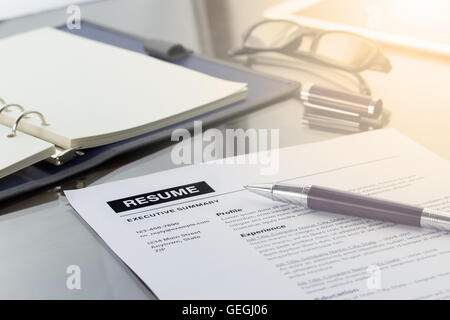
[0,22,300,202]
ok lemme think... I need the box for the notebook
[0,27,247,179]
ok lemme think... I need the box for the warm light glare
[388,0,450,30]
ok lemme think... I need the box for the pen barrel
[307,185,423,227]
[301,83,383,118]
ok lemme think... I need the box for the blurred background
[0,0,281,57]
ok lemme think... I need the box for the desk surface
[0,0,449,299]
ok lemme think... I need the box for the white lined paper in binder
[0,27,248,179]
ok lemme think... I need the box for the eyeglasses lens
[244,21,303,49]
[312,33,378,69]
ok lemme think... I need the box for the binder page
[0,125,55,179]
[65,129,450,299]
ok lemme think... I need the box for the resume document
[65,129,450,299]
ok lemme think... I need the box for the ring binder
[1,102,81,165]
[7,110,49,138]
[0,102,25,114]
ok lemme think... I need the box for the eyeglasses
[229,19,392,95]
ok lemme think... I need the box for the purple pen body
[246,183,450,232]
[307,185,423,227]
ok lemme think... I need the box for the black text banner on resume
[107,181,215,213]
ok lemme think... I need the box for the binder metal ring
[7,110,50,138]
[0,103,25,115]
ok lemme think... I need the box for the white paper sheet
[65,129,450,299]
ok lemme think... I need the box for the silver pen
[245,183,450,232]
